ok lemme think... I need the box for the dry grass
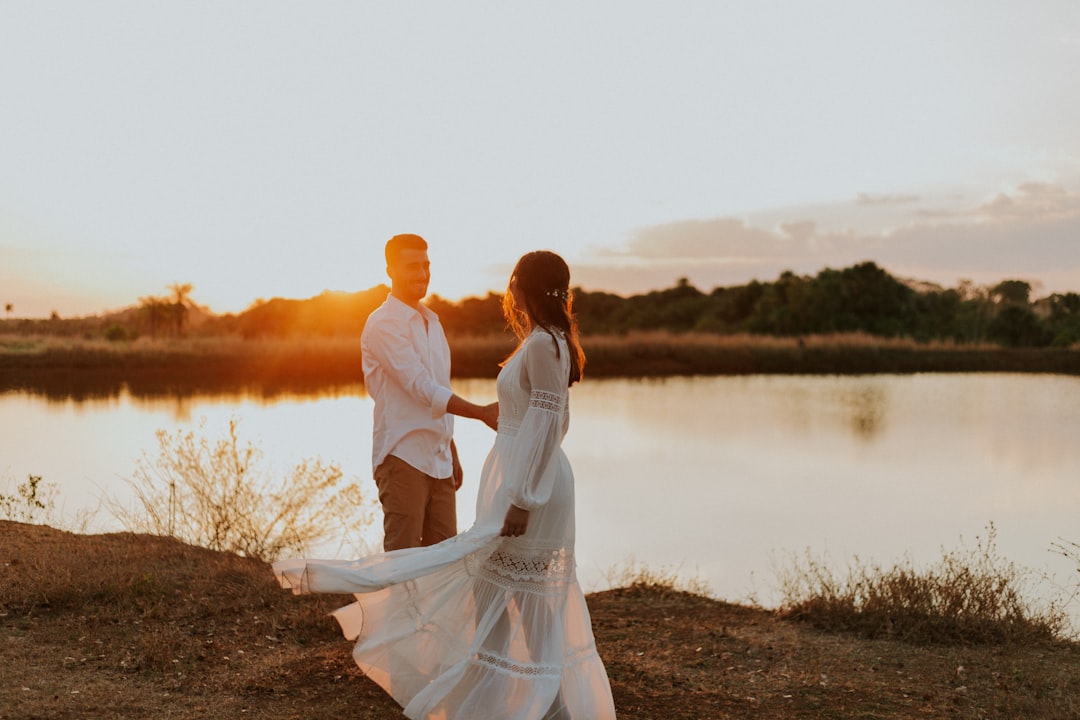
[584,330,997,351]
[0,330,1008,353]
[0,474,56,525]
[5,329,1079,383]
[2,522,1078,719]
[0,333,367,358]
[5,331,1080,401]
[774,524,1073,646]
[592,584,1080,719]
[600,558,715,598]
[579,330,1080,377]
[0,333,371,398]
[0,521,369,720]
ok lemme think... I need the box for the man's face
[389,248,431,305]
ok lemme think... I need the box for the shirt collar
[385,292,437,323]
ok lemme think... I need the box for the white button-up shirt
[361,293,455,478]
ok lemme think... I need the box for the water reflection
[12,381,371,422]
[9,378,369,409]
[122,383,371,423]
[841,384,887,439]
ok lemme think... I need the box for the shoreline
[3,332,1080,399]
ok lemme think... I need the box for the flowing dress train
[273,328,617,720]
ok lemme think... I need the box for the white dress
[273,328,617,720]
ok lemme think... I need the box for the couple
[273,234,617,720]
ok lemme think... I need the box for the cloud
[595,218,781,260]
[856,192,921,206]
[778,220,817,242]
[971,182,1080,223]
[579,183,1080,296]
[881,183,1080,277]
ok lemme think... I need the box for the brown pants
[374,454,457,551]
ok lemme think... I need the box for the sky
[3,1,1080,318]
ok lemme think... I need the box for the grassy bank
[2,521,1077,719]
[3,332,1080,399]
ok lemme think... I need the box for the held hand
[452,453,464,491]
[480,401,499,431]
[500,504,530,537]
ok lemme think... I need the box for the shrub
[775,524,1070,644]
[601,558,713,598]
[0,474,56,524]
[104,324,129,341]
[110,417,370,562]
[1051,537,1080,610]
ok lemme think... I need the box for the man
[361,233,497,551]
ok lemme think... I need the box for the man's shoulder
[365,299,393,321]
[362,298,401,332]
[362,299,446,347]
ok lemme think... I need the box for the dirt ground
[2,522,1078,719]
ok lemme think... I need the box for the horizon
[5,258,1071,322]
[4,3,1080,319]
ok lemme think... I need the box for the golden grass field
[3,331,1079,395]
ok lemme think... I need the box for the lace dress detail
[473,651,563,679]
[530,389,565,414]
[273,326,616,720]
[466,538,574,596]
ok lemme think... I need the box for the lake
[3,373,1079,625]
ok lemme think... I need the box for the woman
[274,251,617,720]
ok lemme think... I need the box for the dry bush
[601,558,714,599]
[1052,537,1080,569]
[775,524,1070,645]
[1051,537,1080,611]
[0,473,57,524]
[109,418,370,562]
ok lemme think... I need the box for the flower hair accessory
[546,288,570,302]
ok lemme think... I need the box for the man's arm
[447,395,499,431]
[364,318,453,416]
[365,314,499,429]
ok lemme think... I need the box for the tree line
[6,261,1080,348]
[569,262,1080,348]
[429,261,1076,348]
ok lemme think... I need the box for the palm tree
[167,282,194,336]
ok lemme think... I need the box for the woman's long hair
[502,250,586,386]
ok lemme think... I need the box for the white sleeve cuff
[430,385,453,418]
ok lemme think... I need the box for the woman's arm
[500,333,570,535]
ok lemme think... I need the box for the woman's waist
[497,418,521,437]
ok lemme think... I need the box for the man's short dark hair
[385,234,428,266]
